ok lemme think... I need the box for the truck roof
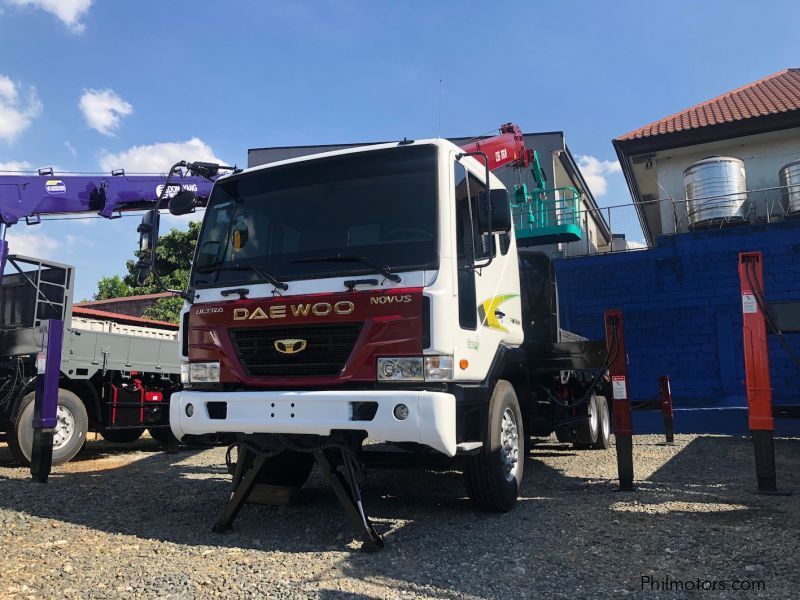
[219,138,461,181]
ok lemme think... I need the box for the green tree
[92,221,201,323]
[93,274,133,300]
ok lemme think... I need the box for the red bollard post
[658,375,674,444]
[604,309,634,491]
[737,252,777,493]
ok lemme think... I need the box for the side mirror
[188,161,221,178]
[478,189,512,234]
[135,210,160,285]
[168,189,197,216]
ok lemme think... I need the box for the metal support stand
[659,375,675,444]
[212,445,384,551]
[605,309,635,491]
[212,445,267,533]
[738,252,778,493]
[30,319,63,483]
[313,449,384,552]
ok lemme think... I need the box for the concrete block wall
[554,219,800,435]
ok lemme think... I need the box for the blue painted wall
[554,219,800,435]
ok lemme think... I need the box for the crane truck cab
[159,137,609,513]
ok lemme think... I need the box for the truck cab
[170,138,608,512]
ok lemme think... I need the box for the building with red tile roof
[613,69,800,245]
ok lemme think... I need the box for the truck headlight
[377,356,453,382]
[183,361,220,384]
[378,357,424,381]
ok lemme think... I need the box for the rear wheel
[7,390,88,466]
[464,380,525,512]
[102,429,143,444]
[592,395,612,449]
[573,393,600,449]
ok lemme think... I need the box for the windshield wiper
[196,263,288,291]
[292,254,401,283]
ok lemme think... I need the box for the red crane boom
[459,123,535,171]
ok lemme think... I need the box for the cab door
[451,156,523,381]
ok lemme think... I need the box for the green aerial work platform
[511,150,583,247]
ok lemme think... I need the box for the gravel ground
[1,432,799,599]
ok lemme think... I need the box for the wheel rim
[53,405,76,450]
[500,407,520,482]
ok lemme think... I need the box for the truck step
[456,441,483,453]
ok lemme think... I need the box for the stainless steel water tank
[779,159,800,215]
[683,156,748,227]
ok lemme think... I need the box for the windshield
[191,145,438,288]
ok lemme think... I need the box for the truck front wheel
[7,390,88,466]
[464,380,525,512]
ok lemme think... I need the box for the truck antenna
[437,79,443,138]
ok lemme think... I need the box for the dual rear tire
[573,393,612,450]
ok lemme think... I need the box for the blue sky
[0,0,798,299]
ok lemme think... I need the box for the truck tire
[7,389,88,466]
[591,395,612,449]
[102,429,143,444]
[464,380,525,512]
[573,393,600,449]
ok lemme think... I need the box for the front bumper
[170,389,457,456]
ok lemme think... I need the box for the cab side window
[455,161,477,330]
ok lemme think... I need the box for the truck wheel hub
[500,407,520,482]
[53,405,75,450]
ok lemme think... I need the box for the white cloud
[99,137,225,174]
[64,140,76,156]
[576,155,622,197]
[79,89,133,136]
[0,74,42,142]
[4,0,92,33]
[6,229,61,259]
[65,233,93,246]
[0,160,32,171]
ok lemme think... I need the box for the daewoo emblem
[274,338,307,355]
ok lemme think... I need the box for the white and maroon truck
[139,128,612,549]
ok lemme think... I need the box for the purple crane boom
[0,171,215,224]
[0,169,216,275]
[0,166,218,482]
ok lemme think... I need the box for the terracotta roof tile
[617,69,800,140]
[76,291,173,306]
[72,306,178,329]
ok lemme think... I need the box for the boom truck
[0,167,221,464]
[139,125,613,550]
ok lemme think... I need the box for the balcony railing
[566,182,800,258]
